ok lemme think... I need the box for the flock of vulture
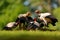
[2,10,58,31]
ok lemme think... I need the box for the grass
[0,30,60,40]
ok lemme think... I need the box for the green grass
[0,31,60,40]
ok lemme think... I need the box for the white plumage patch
[34,21,40,27]
[18,14,27,18]
[39,13,51,17]
[6,22,15,28]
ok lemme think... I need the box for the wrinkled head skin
[35,10,40,14]
[26,11,31,16]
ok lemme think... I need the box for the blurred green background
[0,0,60,30]
[0,0,60,40]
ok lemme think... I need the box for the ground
[0,30,60,40]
